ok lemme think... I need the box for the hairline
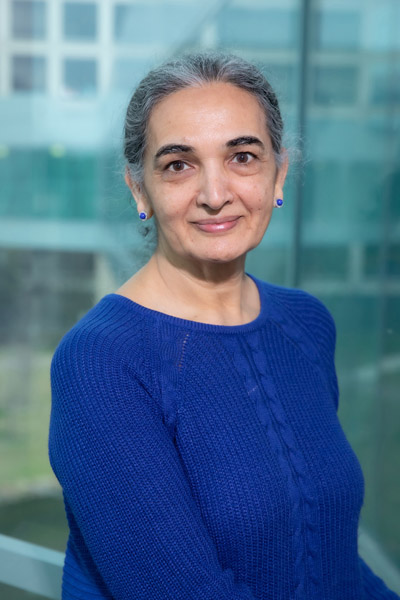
[134,89,283,184]
[124,54,285,183]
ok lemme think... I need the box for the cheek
[250,189,273,215]
[251,194,274,234]
[244,178,274,207]
[153,195,188,233]
[157,185,197,225]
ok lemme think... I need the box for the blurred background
[0,0,399,598]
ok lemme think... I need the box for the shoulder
[256,277,335,323]
[255,277,337,358]
[255,277,339,408]
[49,295,167,467]
[48,297,171,490]
[262,280,335,332]
[50,294,154,399]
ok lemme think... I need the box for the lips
[192,216,241,233]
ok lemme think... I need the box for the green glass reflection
[298,0,400,570]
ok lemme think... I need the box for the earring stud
[275,198,283,208]
[139,211,147,220]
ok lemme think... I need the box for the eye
[232,152,256,164]
[166,160,189,172]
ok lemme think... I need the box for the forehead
[146,82,269,150]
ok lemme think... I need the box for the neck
[130,251,260,326]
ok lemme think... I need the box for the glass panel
[63,2,97,41]
[0,150,98,219]
[12,0,46,40]
[266,63,297,105]
[365,245,400,279]
[300,0,400,571]
[314,9,361,50]
[216,7,298,49]
[114,2,204,44]
[63,58,97,96]
[0,584,45,600]
[11,55,46,92]
[364,1,400,51]
[111,58,154,91]
[312,65,359,105]
[370,63,400,106]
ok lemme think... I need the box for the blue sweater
[49,276,399,599]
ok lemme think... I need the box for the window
[312,65,359,106]
[314,10,361,50]
[364,3,400,51]
[365,244,400,279]
[266,64,297,105]
[11,0,46,40]
[111,58,152,90]
[0,150,98,219]
[300,245,349,282]
[370,64,400,106]
[12,55,46,92]
[63,2,97,41]
[114,3,203,44]
[63,58,97,95]
[217,8,298,50]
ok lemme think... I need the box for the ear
[274,150,289,201]
[124,168,153,219]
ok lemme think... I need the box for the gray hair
[124,52,285,183]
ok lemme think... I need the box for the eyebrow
[154,144,194,161]
[226,136,265,149]
[154,136,265,163]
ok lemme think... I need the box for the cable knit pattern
[48,275,399,600]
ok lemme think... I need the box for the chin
[192,248,248,264]
[196,239,259,264]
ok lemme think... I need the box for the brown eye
[233,152,255,164]
[168,160,187,172]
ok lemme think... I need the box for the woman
[49,53,399,599]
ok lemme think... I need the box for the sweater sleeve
[359,556,400,599]
[48,333,256,600]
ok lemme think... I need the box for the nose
[196,163,234,210]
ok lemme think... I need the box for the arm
[49,335,256,600]
[301,294,400,599]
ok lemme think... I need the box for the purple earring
[275,198,283,208]
[139,211,147,220]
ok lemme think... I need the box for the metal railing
[0,534,63,599]
[1,527,400,599]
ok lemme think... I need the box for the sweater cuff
[360,556,400,599]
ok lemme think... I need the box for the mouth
[192,216,241,233]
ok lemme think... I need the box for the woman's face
[129,81,288,267]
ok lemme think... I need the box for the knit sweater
[49,275,399,600]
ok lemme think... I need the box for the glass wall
[0,0,399,597]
